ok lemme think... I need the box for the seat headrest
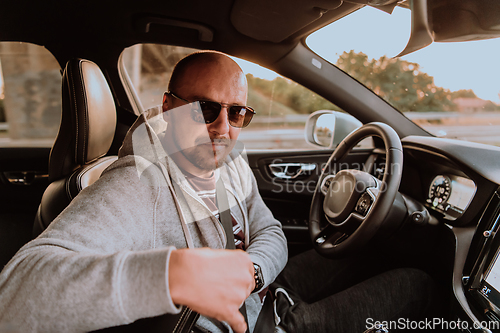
[49,59,117,181]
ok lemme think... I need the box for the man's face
[162,57,248,175]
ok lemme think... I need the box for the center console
[463,191,500,331]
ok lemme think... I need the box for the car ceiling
[0,0,375,67]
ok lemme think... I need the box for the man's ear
[162,92,169,112]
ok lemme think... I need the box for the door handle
[269,163,316,180]
[3,171,48,186]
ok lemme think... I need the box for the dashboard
[399,136,500,332]
[397,137,499,228]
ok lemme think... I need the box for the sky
[232,57,279,81]
[235,6,500,104]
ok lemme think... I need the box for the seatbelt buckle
[363,323,389,333]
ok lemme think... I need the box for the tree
[451,89,477,99]
[245,51,492,115]
[246,74,340,115]
[335,50,455,112]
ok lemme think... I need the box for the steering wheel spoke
[314,224,349,249]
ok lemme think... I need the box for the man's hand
[169,248,255,333]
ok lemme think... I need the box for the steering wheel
[309,122,403,258]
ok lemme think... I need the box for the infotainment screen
[481,246,500,308]
[465,196,500,327]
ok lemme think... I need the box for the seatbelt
[215,179,237,251]
[215,178,250,333]
[253,290,275,333]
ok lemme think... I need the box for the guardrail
[404,111,500,120]
[251,114,310,123]
[250,111,500,124]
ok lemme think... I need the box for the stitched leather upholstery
[33,59,118,237]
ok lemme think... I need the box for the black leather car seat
[33,58,118,237]
[31,59,198,332]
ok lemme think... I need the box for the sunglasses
[166,91,255,128]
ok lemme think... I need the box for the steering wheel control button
[355,193,373,216]
[320,174,336,196]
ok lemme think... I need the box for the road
[239,125,500,150]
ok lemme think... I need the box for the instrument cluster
[426,174,476,220]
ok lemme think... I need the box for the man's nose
[208,107,230,135]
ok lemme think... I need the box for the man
[156,51,288,332]
[0,51,287,333]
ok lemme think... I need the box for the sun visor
[397,0,500,57]
[230,0,342,43]
[432,0,500,42]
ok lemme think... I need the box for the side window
[0,42,61,147]
[243,73,342,150]
[120,44,346,150]
[121,44,197,110]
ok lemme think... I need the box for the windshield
[307,6,500,146]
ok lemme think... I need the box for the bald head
[168,51,247,95]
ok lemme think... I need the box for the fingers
[221,307,247,333]
[168,248,254,333]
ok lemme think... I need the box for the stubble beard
[176,137,232,171]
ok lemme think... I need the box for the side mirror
[305,110,362,149]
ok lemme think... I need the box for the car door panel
[0,147,50,267]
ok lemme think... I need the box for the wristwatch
[252,263,264,293]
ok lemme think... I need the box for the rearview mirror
[397,0,500,57]
[305,111,362,149]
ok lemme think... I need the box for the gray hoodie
[0,107,288,332]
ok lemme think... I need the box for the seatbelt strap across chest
[215,178,250,333]
[215,178,236,250]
